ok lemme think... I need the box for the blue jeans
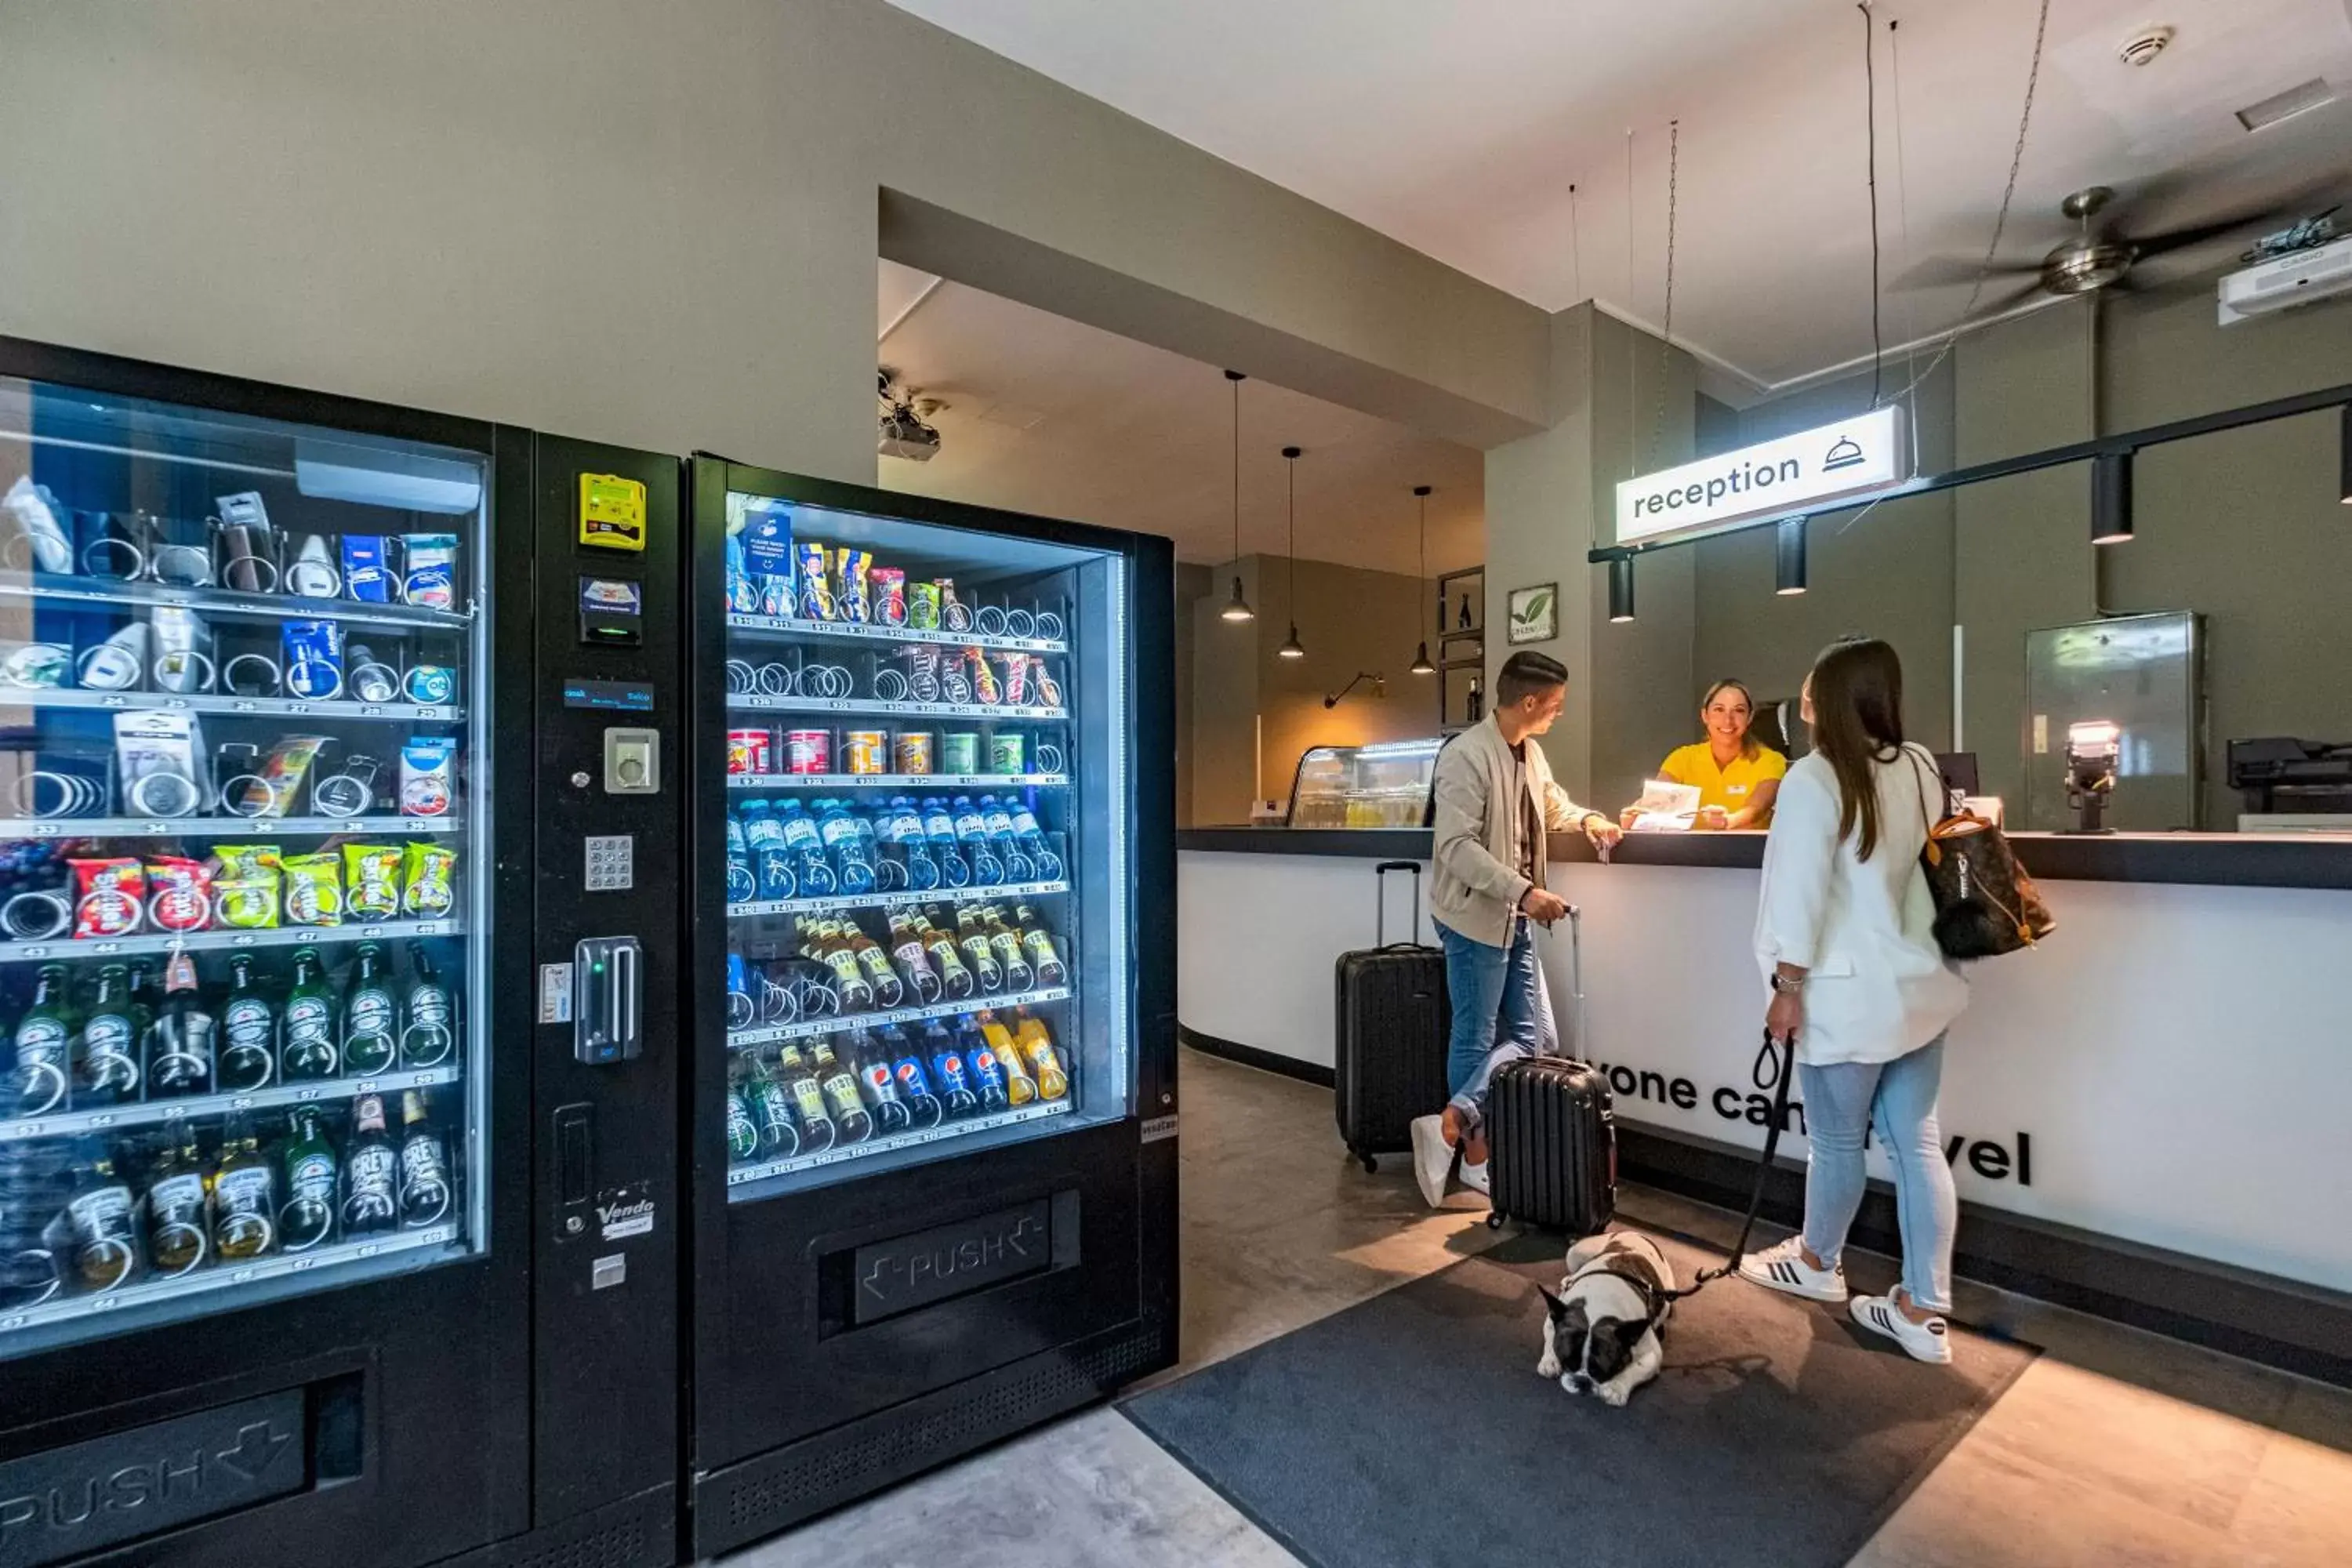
[1798,1038,1957,1313]
[1434,916,1556,1135]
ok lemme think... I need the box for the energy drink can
[989,734,1025,775]
[784,728,831,776]
[727,728,773,776]
[893,731,935,775]
[844,730,887,776]
[941,731,979,775]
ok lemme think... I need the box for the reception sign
[1614,405,1911,548]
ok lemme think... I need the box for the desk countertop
[1174,825,2352,890]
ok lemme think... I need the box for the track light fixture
[2092,451,2135,545]
[1220,370,1254,621]
[1608,556,1636,623]
[1410,485,1436,674]
[1776,516,1809,595]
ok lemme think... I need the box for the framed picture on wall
[1505,583,1557,644]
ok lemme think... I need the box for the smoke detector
[2118,25,2174,67]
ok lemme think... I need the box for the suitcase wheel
[1486,1212,1504,1230]
[1361,1153,1379,1174]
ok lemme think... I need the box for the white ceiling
[875,260,1485,574]
[891,0,2352,391]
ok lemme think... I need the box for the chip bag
[343,844,404,920]
[145,857,213,934]
[402,844,457,918]
[211,846,283,929]
[281,851,344,927]
[71,858,145,938]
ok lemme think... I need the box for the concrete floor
[725,1047,2352,1567]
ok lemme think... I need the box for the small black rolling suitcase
[1486,908,1616,1235]
[1333,860,1451,1173]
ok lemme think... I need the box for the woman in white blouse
[1737,638,1969,1363]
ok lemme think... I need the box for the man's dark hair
[1495,650,1570,708]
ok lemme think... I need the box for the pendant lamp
[1608,556,1636,623]
[1776,516,1809,595]
[1409,485,1436,674]
[1277,446,1305,658]
[1220,370,1255,621]
[2092,451,2134,545]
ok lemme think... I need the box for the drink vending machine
[682,459,1178,1555]
[0,339,684,1568]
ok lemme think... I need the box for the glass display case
[1285,738,1444,828]
[0,373,488,1356]
[715,488,1130,1198]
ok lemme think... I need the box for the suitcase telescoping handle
[1373,860,1425,948]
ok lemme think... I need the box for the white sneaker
[1408,1115,1454,1208]
[1737,1237,1849,1303]
[1458,1159,1490,1197]
[1850,1293,1954,1364]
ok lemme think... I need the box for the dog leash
[1657,1029,1797,1304]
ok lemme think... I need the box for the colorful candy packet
[281,851,345,927]
[871,566,906,626]
[146,857,213,934]
[835,548,873,622]
[343,844,404,920]
[71,858,145,938]
[211,846,284,929]
[795,541,835,620]
[402,844,457,917]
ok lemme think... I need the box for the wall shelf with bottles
[727,773,1066,793]
[1,1063,460,1143]
[728,1097,1069,1189]
[0,575,473,631]
[725,612,1065,656]
[0,919,460,964]
[727,984,1072,1049]
[0,1222,459,1337]
[729,880,1069,921]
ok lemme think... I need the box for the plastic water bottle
[920,796,971,888]
[740,800,798,902]
[776,799,836,897]
[817,798,877,895]
[1004,793,1061,881]
[725,808,758,903]
[977,795,1036,883]
[887,797,939,891]
[951,795,1003,885]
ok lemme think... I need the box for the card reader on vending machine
[573,935,642,1063]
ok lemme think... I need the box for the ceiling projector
[877,367,942,462]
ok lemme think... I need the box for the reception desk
[1177,826,2352,1382]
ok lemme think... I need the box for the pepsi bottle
[883,1025,944,1128]
[960,1015,1011,1113]
[922,1019,980,1119]
[848,1029,912,1135]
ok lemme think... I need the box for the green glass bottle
[748,1050,802,1158]
[210,1113,276,1261]
[340,943,397,1076]
[279,1107,338,1251]
[217,955,276,1092]
[281,950,339,1081]
[75,964,141,1105]
[65,1138,141,1292]
[9,963,73,1116]
[724,1055,760,1163]
[399,941,455,1068]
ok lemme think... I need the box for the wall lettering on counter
[1587,1059,2034,1186]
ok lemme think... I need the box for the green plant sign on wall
[1506,583,1556,644]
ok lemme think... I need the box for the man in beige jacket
[1412,650,1621,1207]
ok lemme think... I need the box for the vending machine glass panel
[0,374,491,1356]
[717,492,1131,1199]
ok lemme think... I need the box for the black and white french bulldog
[1536,1231,1674,1406]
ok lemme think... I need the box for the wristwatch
[1770,972,1807,996]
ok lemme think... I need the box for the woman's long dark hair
[1807,638,1906,861]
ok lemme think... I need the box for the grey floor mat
[1121,1229,2035,1568]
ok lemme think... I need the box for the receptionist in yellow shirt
[1627,677,1787,829]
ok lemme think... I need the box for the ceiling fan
[1896,180,2343,313]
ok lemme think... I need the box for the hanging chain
[1650,119,1679,470]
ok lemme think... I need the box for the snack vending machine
[0,339,684,1568]
[684,459,1176,1555]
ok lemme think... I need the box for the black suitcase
[1333,860,1450,1174]
[1485,909,1617,1235]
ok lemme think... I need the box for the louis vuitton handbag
[1908,746,2054,959]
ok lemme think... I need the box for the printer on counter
[2228,737,2352,832]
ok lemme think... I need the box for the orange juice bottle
[1011,1008,1069,1102]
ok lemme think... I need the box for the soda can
[941,731,979,776]
[727,728,773,776]
[894,731,935,775]
[907,580,942,630]
[989,734,1025,775]
[785,728,831,775]
[844,729,888,776]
